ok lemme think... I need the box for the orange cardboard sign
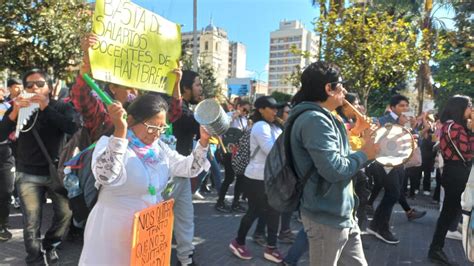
[130,199,174,266]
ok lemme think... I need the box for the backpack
[264,107,325,212]
[58,123,113,223]
[231,128,259,176]
[63,143,98,223]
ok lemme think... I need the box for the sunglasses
[25,80,46,89]
[142,122,169,135]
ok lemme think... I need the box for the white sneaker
[446,230,462,241]
[192,191,205,200]
[423,191,431,196]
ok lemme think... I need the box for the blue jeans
[208,144,222,191]
[16,172,72,264]
[284,228,309,265]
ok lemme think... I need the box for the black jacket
[172,100,200,156]
[0,100,78,175]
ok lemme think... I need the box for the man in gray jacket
[289,62,378,265]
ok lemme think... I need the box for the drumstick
[217,136,228,154]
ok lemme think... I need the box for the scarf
[126,129,161,166]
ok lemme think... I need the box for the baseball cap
[254,96,284,109]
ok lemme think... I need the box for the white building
[182,23,247,92]
[268,20,319,95]
[228,42,247,78]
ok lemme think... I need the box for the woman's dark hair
[440,95,471,127]
[180,70,199,94]
[237,99,250,107]
[22,68,54,94]
[127,93,168,124]
[292,61,342,106]
[336,93,359,120]
[250,109,264,123]
[277,102,290,119]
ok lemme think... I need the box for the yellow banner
[90,0,181,94]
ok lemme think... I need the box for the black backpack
[264,106,325,212]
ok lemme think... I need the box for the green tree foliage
[432,2,473,112]
[321,7,420,113]
[270,91,292,103]
[198,63,219,99]
[0,0,90,79]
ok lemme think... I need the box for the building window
[205,42,209,51]
[216,42,219,51]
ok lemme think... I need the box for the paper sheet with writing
[90,0,181,94]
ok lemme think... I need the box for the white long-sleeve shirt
[244,121,282,180]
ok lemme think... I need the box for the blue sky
[129,0,455,80]
[131,0,318,78]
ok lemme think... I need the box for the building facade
[268,20,319,95]
[182,23,247,93]
[228,42,247,78]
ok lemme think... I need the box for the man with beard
[167,70,203,266]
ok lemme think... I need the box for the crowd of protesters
[0,37,472,266]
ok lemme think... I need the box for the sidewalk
[0,192,471,266]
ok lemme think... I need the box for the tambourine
[373,123,415,167]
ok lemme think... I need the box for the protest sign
[90,0,181,94]
[130,199,174,266]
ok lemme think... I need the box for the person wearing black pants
[236,177,280,247]
[0,144,14,241]
[428,94,473,265]
[215,152,245,213]
[0,89,15,241]
[429,161,471,264]
[229,96,284,263]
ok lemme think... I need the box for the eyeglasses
[142,122,169,135]
[25,80,46,89]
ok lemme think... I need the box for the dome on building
[205,23,217,32]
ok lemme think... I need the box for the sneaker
[446,230,462,241]
[278,229,296,244]
[192,191,205,200]
[0,226,12,242]
[229,239,252,260]
[372,229,400,245]
[252,233,267,247]
[215,201,231,213]
[366,223,378,236]
[45,248,59,264]
[231,204,246,213]
[423,190,431,196]
[13,197,20,209]
[366,205,375,216]
[428,248,455,265]
[406,208,426,221]
[176,253,198,266]
[263,247,283,263]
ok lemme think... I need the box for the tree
[271,91,292,103]
[432,1,473,112]
[308,6,421,114]
[0,0,90,80]
[198,63,219,99]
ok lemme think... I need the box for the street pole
[192,0,198,71]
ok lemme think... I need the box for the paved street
[0,191,472,266]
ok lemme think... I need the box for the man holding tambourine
[366,94,427,245]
